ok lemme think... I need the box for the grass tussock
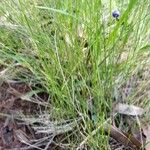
[0,0,150,149]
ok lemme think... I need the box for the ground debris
[0,82,48,149]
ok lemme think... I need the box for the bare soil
[0,82,49,149]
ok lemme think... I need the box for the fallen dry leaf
[113,103,145,116]
[142,125,150,150]
[104,123,142,149]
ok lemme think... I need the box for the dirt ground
[0,82,50,149]
[0,64,149,149]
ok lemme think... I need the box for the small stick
[76,115,114,150]
[76,113,142,150]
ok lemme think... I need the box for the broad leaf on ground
[113,103,145,116]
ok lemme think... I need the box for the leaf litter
[142,125,150,150]
[106,63,150,149]
[0,81,79,149]
[0,66,149,149]
[78,65,150,150]
[113,103,145,116]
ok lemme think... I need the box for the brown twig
[76,113,142,150]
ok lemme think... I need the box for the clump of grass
[0,0,149,149]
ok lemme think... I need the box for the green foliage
[0,0,149,148]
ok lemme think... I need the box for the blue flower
[112,10,120,19]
